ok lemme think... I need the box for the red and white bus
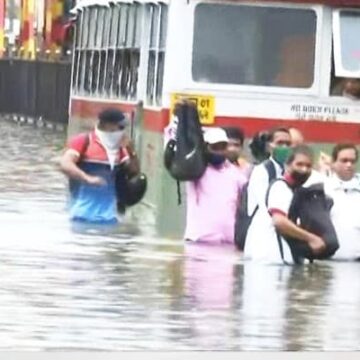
[69,0,360,237]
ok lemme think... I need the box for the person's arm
[121,136,140,176]
[163,115,178,148]
[267,181,325,255]
[125,149,140,176]
[271,212,325,255]
[60,149,106,186]
[316,152,332,176]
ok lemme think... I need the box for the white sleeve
[303,169,327,187]
[323,178,335,200]
[267,181,293,216]
[247,164,269,211]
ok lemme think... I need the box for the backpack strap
[265,178,292,262]
[264,159,277,183]
[246,160,276,219]
[276,229,285,261]
[177,180,182,205]
[250,204,259,219]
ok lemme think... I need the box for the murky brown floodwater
[0,119,359,351]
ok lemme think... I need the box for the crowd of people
[59,105,360,266]
[164,108,360,265]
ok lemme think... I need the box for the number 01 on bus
[170,93,215,125]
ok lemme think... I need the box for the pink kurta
[185,161,247,244]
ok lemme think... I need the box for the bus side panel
[139,108,185,239]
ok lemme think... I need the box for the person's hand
[308,234,326,255]
[121,135,137,158]
[84,175,106,186]
[121,134,132,148]
[121,134,134,151]
[317,152,332,175]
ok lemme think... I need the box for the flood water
[0,119,359,351]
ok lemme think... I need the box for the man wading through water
[240,127,292,250]
[60,109,139,224]
[325,143,360,261]
[244,145,326,264]
[164,101,247,244]
[223,126,252,179]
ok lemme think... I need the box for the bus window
[83,52,92,95]
[90,7,105,95]
[156,5,168,105]
[104,5,119,97]
[95,8,105,49]
[73,2,163,102]
[88,7,97,49]
[81,7,90,49]
[82,7,98,95]
[72,9,84,93]
[121,5,138,100]
[127,4,142,100]
[113,4,128,99]
[91,52,100,94]
[83,8,94,95]
[74,8,89,94]
[106,3,143,101]
[72,50,79,91]
[331,76,360,99]
[98,8,112,95]
[192,4,316,88]
[146,3,168,106]
[146,5,160,105]
[109,5,120,48]
[333,10,360,78]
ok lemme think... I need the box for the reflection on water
[0,120,359,350]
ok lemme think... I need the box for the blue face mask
[207,153,226,167]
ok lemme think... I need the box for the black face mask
[207,153,226,168]
[291,171,311,186]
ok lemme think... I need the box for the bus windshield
[192,3,317,88]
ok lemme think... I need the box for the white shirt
[246,158,283,214]
[325,174,360,260]
[244,161,294,264]
[303,169,327,187]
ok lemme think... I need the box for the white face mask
[95,127,125,150]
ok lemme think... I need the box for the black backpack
[234,160,277,251]
[164,101,207,182]
[115,171,147,214]
[267,180,339,264]
[69,133,147,213]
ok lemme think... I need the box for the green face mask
[273,146,291,165]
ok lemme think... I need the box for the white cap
[203,127,229,144]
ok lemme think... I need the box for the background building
[2,0,76,59]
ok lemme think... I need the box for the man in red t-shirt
[60,109,139,223]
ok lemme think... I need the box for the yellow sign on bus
[170,93,215,125]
